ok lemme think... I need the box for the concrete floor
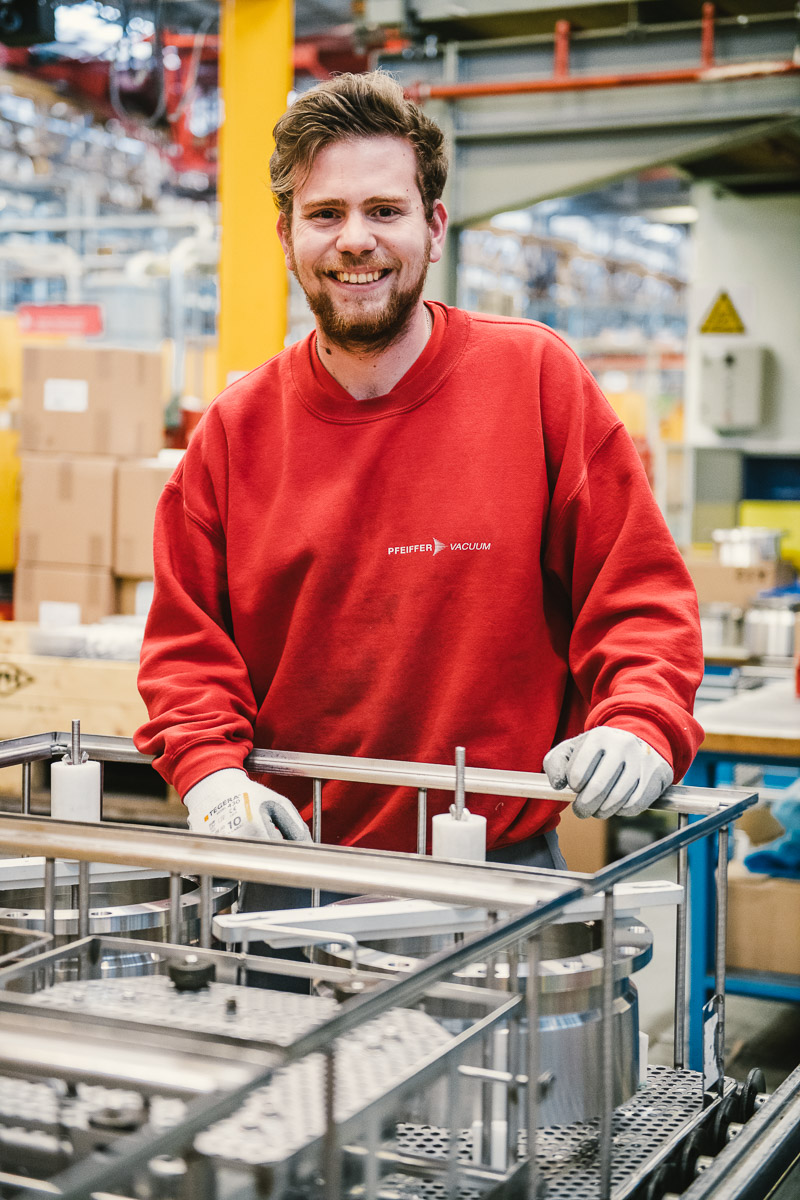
[633,857,800,1093]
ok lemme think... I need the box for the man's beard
[292,239,432,355]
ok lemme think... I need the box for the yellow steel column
[217,0,293,391]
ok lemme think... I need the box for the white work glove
[183,769,312,842]
[543,727,673,820]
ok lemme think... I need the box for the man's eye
[311,209,337,220]
[374,206,399,218]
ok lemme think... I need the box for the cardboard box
[20,345,164,458]
[114,459,175,576]
[727,861,800,976]
[684,553,795,608]
[115,576,154,617]
[555,803,608,873]
[19,453,116,568]
[14,563,114,625]
[726,804,800,976]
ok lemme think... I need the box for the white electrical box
[699,343,765,432]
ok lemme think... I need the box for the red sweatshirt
[135,303,704,850]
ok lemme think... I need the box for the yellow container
[0,424,20,571]
[738,500,800,571]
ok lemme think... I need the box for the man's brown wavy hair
[270,71,448,224]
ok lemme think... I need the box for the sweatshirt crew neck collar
[290,302,468,424]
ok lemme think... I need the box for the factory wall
[684,185,800,540]
[685,184,800,448]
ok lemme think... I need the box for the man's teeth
[335,270,385,283]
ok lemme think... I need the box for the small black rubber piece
[641,1162,672,1200]
[738,1067,766,1122]
[168,955,216,992]
[678,1130,706,1188]
[710,1092,738,1152]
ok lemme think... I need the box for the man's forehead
[297,136,419,199]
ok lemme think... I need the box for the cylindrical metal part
[674,813,689,1069]
[526,935,540,1200]
[600,888,615,1200]
[507,1007,520,1168]
[454,746,466,819]
[71,719,81,767]
[480,1035,492,1165]
[323,1047,340,1200]
[78,860,90,940]
[43,858,56,940]
[169,872,181,944]
[364,1109,380,1200]
[312,778,322,909]
[416,788,427,856]
[21,761,31,815]
[199,874,212,950]
[714,824,730,1093]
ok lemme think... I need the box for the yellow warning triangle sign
[700,291,746,334]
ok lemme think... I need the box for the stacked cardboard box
[683,551,796,607]
[114,458,177,614]
[16,345,166,624]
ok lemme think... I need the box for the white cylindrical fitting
[50,759,102,823]
[431,808,487,862]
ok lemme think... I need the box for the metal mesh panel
[387,1065,703,1199]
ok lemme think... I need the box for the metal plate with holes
[23,975,338,1045]
[0,1075,186,1138]
[195,1007,453,1167]
[382,1066,706,1199]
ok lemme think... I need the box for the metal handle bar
[0,732,756,818]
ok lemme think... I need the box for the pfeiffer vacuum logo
[387,538,491,558]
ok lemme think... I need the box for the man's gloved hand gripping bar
[544,726,673,820]
[183,768,312,842]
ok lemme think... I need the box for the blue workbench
[686,678,800,1069]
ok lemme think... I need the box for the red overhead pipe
[701,3,716,69]
[553,20,570,79]
[404,59,799,102]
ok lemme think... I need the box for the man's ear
[276,212,294,270]
[427,199,449,266]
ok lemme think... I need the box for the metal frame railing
[0,731,759,1200]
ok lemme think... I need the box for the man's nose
[335,212,377,255]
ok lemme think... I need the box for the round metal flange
[319,915,653,992]
[641,1162,672,1200]
[738,1067,766,1122]
[677,1129,706,1188]
[710,1092,738,1152]
[0,879,236,936]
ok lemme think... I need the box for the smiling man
[135,72,704,869]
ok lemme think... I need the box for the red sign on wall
[17,304,104,337]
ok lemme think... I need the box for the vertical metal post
[525,935,540,1200]
[453,746,466,819]
[21,762,31,814]
[446,1053,461,1198]
[416,787,428,856]
[312,778,322,909]
[674,813,689,1069]
[480,1035,492,1165]
[323,1047,341,1200]
[506,942,521,1166]
[78,861,90,940]
[364,1109,379,1200]
[714,824,730,1095]
[44,858,56,940]
[169,872,182,944]
[71,719,80,765]
[199,874,212,949]
[599,888,615,1200]
[44,857,56,989]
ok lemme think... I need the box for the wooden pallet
[0,621,180,820]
